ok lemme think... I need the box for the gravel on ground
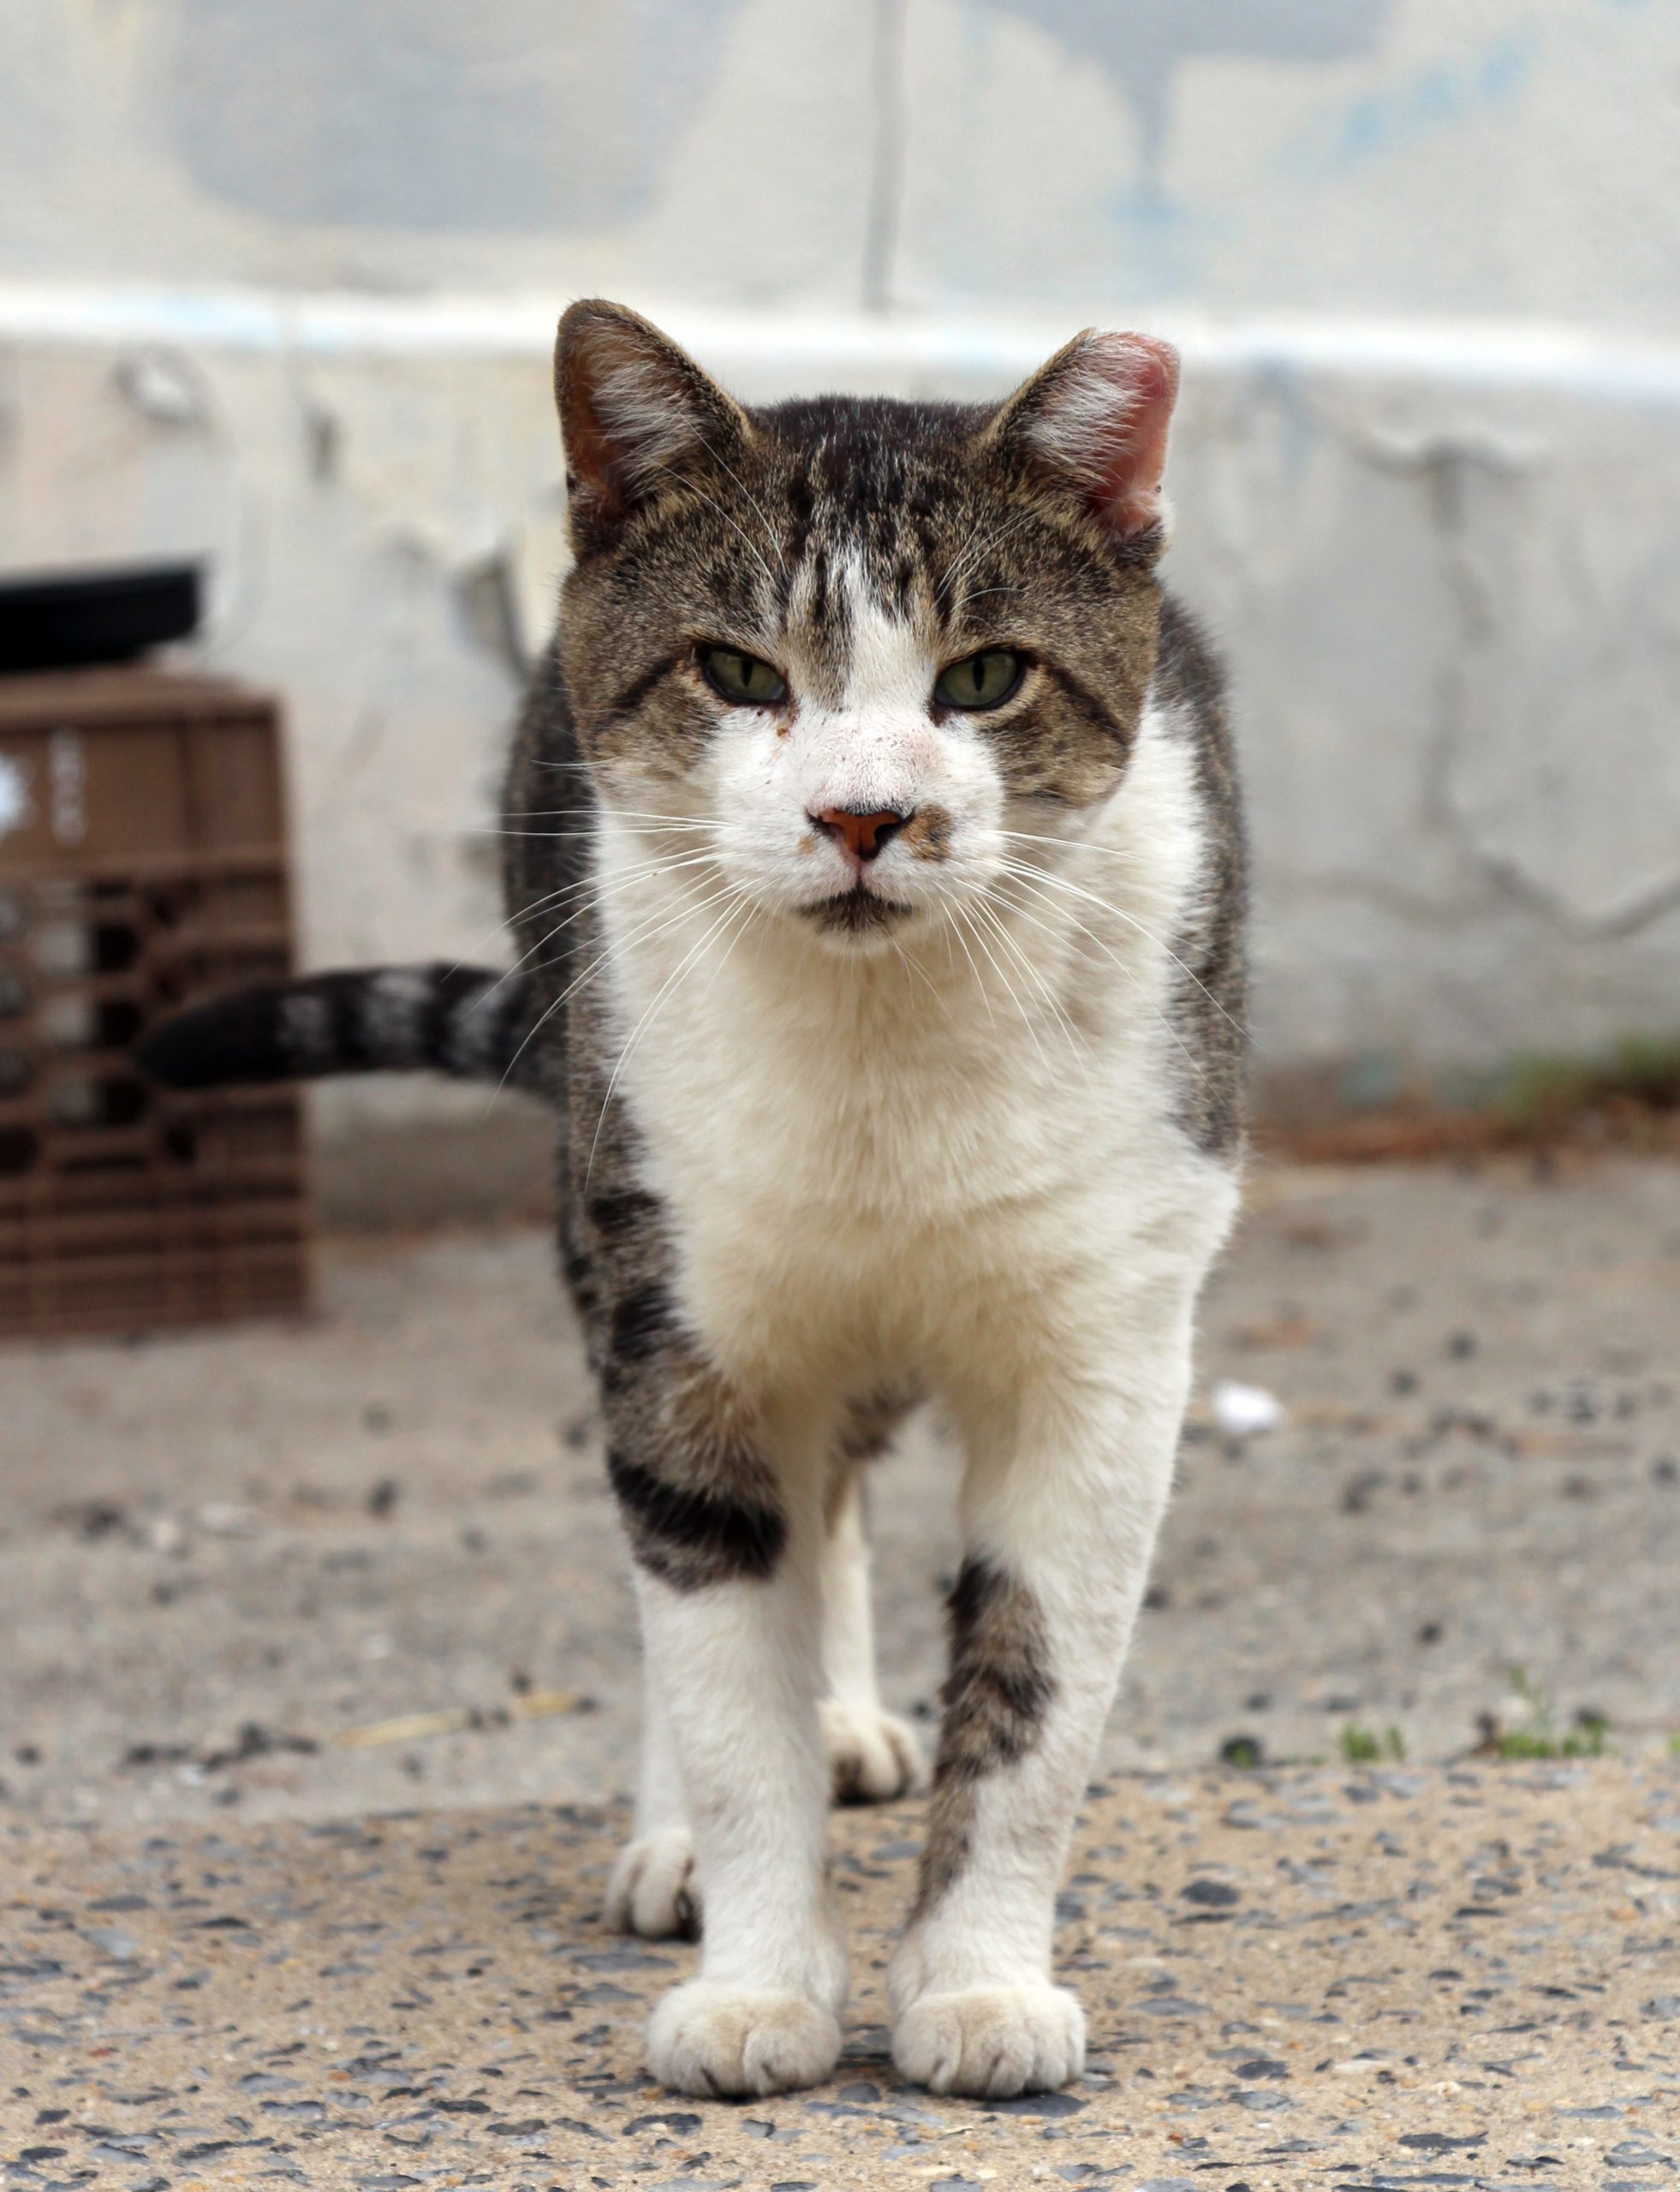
[3,1155,1678,2177]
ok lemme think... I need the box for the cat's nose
[812,807,909,865]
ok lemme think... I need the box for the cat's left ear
[555,299,752,552]
[986,331,1180,549]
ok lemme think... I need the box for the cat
[143,299,1247,2100]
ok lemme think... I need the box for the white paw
[606,1826,699,1939]
[819,1698,926,1803]
[892,1983,1086,2098]
[647,1980,840,2097]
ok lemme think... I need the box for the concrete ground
[3,1760,1676,2189]
[6,1155,1679,1823]
[3,1155,1679,2183]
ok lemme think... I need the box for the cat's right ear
[555,301,750,554]
[985,330,1180,553]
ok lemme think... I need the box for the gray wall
[3,0,1679,1166]
[7,0,1680,332]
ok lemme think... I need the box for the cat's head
[554,301,1178,953]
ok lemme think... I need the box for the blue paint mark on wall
[974,0,1399,302]
[1306,32,1536,174]
[984,0,1395,190]
[168,0,745,235]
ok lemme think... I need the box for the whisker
[932,509,986,603]
[445,826,715,978]
[491,853,720,997]
[489,875,741,1103]
[486,820,713,839]
[496,808,712,825]
[889,935,955,1024]
[498,847,717,945]
[997,846,1248,1039]
[956,900,1051,1079]
[692,432,789,582]
[990,871,1134,987]
[938,508,1040,611]
[583,888,751,1185]
[944,901,995,1027]
[993,867,1200,1074]
[973,889,1090,1077]
[640,456,779,598]
[968,892,1081,1081]
[694,889,760,1008]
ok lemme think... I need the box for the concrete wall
[3,0,1679,1184]
[7,0,1680,332]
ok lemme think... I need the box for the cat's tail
[138,964,538,1092]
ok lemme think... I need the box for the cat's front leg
[606,1665,698,1939]
[605,1350,843,2095]
[611,1446,921,1944]
[819,1462,926,1802]
[889,1288,1200,2097]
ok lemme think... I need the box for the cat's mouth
[801,883,914,936]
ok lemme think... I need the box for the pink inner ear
[557,326,632,521]
[1081,334,1181,539]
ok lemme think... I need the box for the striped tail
[138,964,535,1092]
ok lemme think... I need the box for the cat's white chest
[615,927,1087,1224]
[590,711,1225,1377]
[597,895,1180,1391]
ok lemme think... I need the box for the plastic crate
[0,668,312,1339]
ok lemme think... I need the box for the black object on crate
[0,563,201,675]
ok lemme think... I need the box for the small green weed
[1480,1668,1611,1760]
[1340,1723,1406,1765]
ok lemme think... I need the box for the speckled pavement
[5,1157,1680,2183]
[4,1759,1678,2189]
[8,1158,1680,1833]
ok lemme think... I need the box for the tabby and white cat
[145,301,1247,2100]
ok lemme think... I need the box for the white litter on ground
[1212,1379,1286,1436]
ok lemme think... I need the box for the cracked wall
[1162,352,1680,1108]
[3,0,1680,1147]
[5,1,1680,331]
[5,312,1679,1142]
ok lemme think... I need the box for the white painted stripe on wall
[4,284,1680,405]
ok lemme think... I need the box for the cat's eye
[934,647,1026,711]
[699,644,788,706]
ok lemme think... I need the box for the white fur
[608,1671,695,1938]
[611,1480,923,1941]
[590,573,1238,2096]
[1019,338,1143,481]
[1014,331,1177,535]
[893,1982,1085,2097]
[818,1472,925,1801]
[591,352,709,497]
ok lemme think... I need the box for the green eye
[934,648,1025,711]
[699,645,787,706]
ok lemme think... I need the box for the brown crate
[0,667,313,1340]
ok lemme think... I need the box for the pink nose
[812,807,909,864]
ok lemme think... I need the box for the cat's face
[555,304,1178,955]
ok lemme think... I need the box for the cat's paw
[892,1983,1086,2097]
[606,1826,699,1939]
[819,1698,926,1802]
[647,1981,840,2097]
